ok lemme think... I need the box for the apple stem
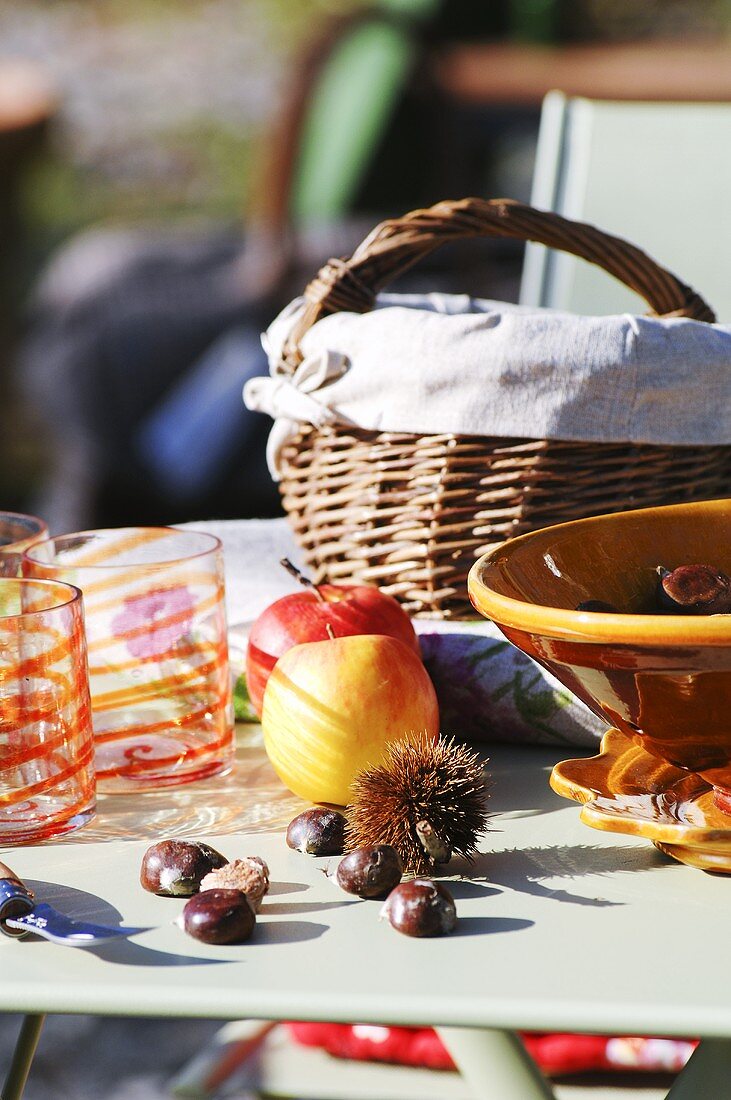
[280,558,327,604]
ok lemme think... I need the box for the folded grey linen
[244,293,731,479]
[187,518,604,748]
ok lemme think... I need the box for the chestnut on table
[4,724,731,1100]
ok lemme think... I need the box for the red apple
[246,562,420,717]
[262,633,439,805]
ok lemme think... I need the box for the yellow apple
[261,633,439,806]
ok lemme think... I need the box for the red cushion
[286,1022,696,1077]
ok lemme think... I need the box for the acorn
[345,733,489,876]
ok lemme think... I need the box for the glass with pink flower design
[23,528,234,792]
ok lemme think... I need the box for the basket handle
[281,197,715,369]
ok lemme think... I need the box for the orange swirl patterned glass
[0,512,48,577]
[0,578,95,842]
[24,528,234,792]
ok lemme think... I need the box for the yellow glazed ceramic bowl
[468,498,731,799]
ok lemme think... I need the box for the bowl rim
[468,499,731,646]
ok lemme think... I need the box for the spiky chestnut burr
[344,733,489,875]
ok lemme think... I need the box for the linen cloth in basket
[246,292,731,478]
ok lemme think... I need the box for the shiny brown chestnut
[380,879,457,937]
[657,564,731,615]
[286,807,347,856]
[575,599,620,614]
[178,888,255,944]
[140,839,227,897]
[333,845,402,899]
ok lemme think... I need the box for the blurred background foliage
[0,0,729,525]
[3,0,729,258]
[2,0,348,260]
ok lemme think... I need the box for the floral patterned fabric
[418,621,604,748]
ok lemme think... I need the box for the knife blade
[0,860,144,946]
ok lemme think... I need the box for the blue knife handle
[0,861,35,938]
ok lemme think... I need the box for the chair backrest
[521,91,731,322]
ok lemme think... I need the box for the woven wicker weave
[276,198,728,618]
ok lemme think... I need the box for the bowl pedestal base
[551,728,731,873]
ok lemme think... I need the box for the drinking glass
[24,527,234,792]
[0,512,48,576]
[0,578,95,842]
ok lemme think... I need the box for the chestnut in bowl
[468,499,731,798]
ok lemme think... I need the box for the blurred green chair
[520,91,731,322]
[253,0,439,236]
[291,11,429,222]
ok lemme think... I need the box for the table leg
[666,1037,731,1098]
[170,1019,276,1097]
[1,1014,45,1100]
[436,1026,556,1100]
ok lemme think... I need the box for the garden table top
[2,725,730,1040]
[7,726,731,1099]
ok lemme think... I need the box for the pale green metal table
[3,727,731,1100]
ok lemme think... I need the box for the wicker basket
[275,197,728,618]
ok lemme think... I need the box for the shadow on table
[452,843,666,908]
[25,879,131,927]
[21,880,218,967]
[485,746,589,818]
[456,915,534,937]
